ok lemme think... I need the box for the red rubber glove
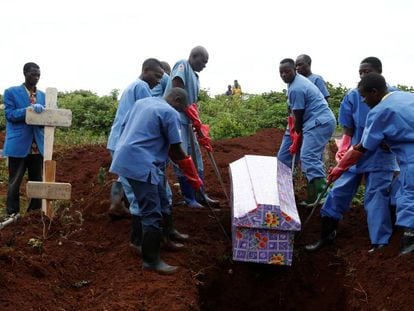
[289,130,302,155]
[197,124,213,152]
[176,155,203,191]
[287,115,295,140]
[335,134,352,163]
[184,103,201,129]
[327,148,364,183]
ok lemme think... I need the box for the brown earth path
[0,128,413,310]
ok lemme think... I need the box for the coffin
[229,155,301,265]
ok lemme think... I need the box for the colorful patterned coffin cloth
[229,155,301,265]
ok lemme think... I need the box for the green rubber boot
[299,177,326,208]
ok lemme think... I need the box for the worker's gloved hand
[335,134,352,163]
[197,124,213,152]
[176,155,203,191]
[184,103,202,129]
[32,103,44,114]
[289,130,302,155]
[287,115,295,140]
[327,147,364,183]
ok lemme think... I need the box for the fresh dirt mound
[0,128,413,310]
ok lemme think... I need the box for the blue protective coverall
[321,88,399,245]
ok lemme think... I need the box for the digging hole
[197,249,348,310]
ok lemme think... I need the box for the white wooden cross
[25,87,72,218]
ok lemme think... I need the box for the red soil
[0,128,413,310]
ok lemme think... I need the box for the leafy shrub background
[0,83,413,145]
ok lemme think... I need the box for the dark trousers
[7,155,43,215]
[127,176,165,232]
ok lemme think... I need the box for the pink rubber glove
[335,134,352,163]
[328,148,364,183]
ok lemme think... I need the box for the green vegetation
[198,83,347,140]
[1,83,414,145]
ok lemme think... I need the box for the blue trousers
[126,177,170,231]
[173,123,204,202]
[321,170,394,245]
[110,149,140,216]
[115,156,171,215]
[395,164,414,229]
[277,120,335,181]
[172,123,203,178]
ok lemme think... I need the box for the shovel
[0,213,20,230]
[206,150,229,202]
[302,182,331,228]
[188,123,230,240]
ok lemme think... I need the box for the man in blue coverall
[325,73,414,256]
[295,54,330,101]
[107,58,165,247]
[165,46,219,209]
[3,62,45,216]
[278,58,336,207]
[306,57,398,253]
[151,61,171,97]
[151,60,189,243]
[110,87,203,274]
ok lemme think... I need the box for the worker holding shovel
[164,46,219,209]
[312,73,414,256]
[278,58,336,208]
[305,58,398,253]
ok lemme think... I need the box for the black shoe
[142,230,178,275]
[108,202,130,219]
[400,229,414,256]
[305,216,338,252]
[130,215,142,255]
[368,244,386,253]
[108,181,130,219]
[196,192,220,208]
[169,228,189,241]
[163,214,190,241]
[305,231,336,252]
[161,239,184,252]
[129,242,142,255]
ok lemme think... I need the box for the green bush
[1,83,413,146]
[57,90,117,135]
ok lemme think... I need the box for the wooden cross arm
[26,108,72,127]
[26,181,71,200]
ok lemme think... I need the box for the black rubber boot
[108,181,130,219]
[305,217,338,252]
[162,216,184,251]
[142,230,178,275]
[196,192,220,208]
[130,215,142,255]
[368,244,386,253]
[164,214,189,241]
[400,228,414,256]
